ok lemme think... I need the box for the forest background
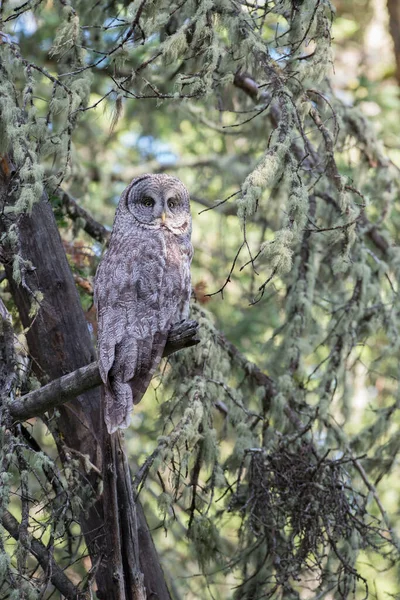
[2,0,400,598]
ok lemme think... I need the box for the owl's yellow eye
[168,199,177,209]
[142,197,154,207]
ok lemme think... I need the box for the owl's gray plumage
[94,174,193,434]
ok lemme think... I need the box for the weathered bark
[0,162,172,599]
[12,361,101,421]
[103,429,146,600]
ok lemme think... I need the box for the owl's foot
[163,319,200,357]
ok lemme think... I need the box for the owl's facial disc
[127,176,191,234]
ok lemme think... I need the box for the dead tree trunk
[0,161,172,599]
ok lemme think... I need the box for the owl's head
[119,173,191,235]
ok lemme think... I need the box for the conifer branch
[1,510,81,600]
[234,71,393,259]
[217,331,275,400]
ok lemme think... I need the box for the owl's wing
[94,240,173,434]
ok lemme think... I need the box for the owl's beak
[161,212,166,224]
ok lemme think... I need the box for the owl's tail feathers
[103,378,134,434]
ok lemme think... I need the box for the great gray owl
[94,174,193,434]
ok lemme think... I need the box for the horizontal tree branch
[11,361,101,421]
[9,319,279,425]
[10,319,200,422]
[1,510,81,600]
[56,188,110,243]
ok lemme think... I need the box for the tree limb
[10,362,100,422]
[9,319,277,426]
[56,188,110,243]
[10,319,199,422]
[217,331,275,402]
[234,71,317,168]
[1,510,82,600]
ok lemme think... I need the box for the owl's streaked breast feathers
[94,174,193,433]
